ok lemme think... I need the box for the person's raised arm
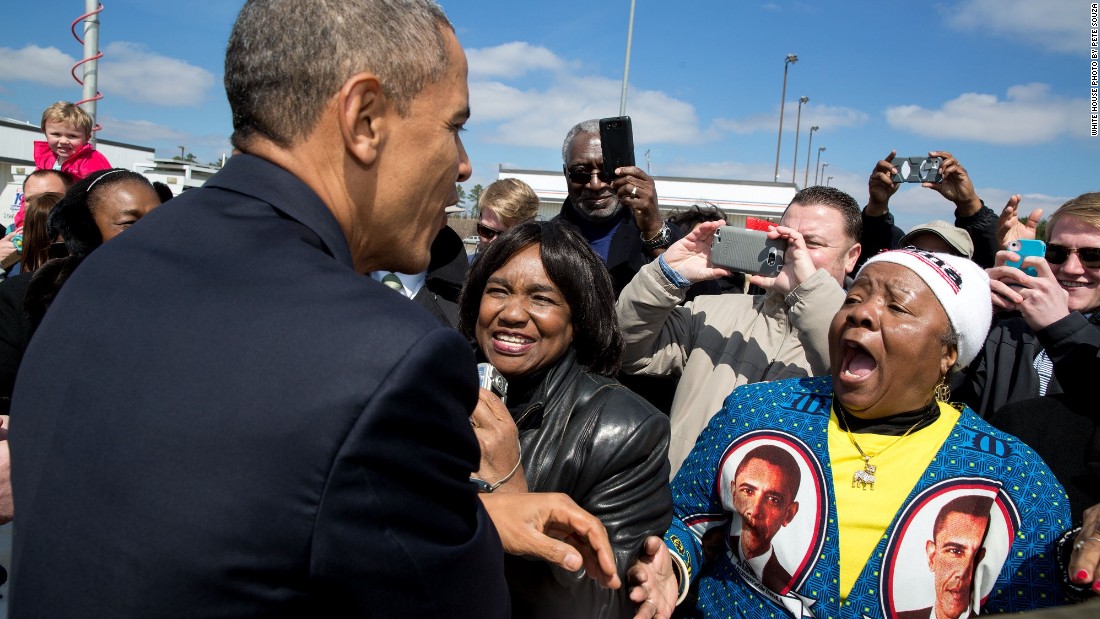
[927,151,982,217]
[997,194,1043,250]
[612,166,681,258]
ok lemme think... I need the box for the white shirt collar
[370,270,426,299]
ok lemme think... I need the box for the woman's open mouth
[840,341,878,381]
[492,331,535,354]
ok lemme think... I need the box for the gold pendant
[852,456,876,489]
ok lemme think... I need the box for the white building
[496,166,798,227]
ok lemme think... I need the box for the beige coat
[616,260,844,475]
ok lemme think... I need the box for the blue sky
[1,0,1095,231]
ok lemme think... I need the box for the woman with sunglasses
[470,178,540,263]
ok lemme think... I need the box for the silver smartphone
[710,226,786,277]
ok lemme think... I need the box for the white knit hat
[858,249,991,368]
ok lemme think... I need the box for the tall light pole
[820,162,830,186]
[814,147,826,184]
[619,0,638,115]
[772,54,798,182]
[826,175,834,186]
[791,96,808,184]
[804,126,818,187]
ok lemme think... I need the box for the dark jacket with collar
[952,310,1100,418]
[413,225,467,328]
[554,199,682,298]
[504,349,672,619]
[10,154,508,618]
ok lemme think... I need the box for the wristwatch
[641,223,673,250]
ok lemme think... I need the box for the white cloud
[470,74,703,152]
[943,0,1082,54]
[885,83,1082,145]
[713,102,869,135]
[100,42,215,107]
[0,42,216,107]
[467,42,567,79]
[0,45,78,87]
[99,115,191,143]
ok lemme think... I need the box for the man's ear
[337,72,385,166]
[845,242,862,275]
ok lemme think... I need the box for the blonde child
[20,102,111,228]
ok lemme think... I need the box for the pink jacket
[18,141,113,227]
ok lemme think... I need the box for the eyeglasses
[477,223,504,240]
[566,167,613,185]
[1045,243,1100,268]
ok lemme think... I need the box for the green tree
[455,184,467,212]
[468,183,484,211]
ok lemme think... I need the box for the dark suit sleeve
[309,327,508,618]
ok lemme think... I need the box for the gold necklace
[835,403,935,490]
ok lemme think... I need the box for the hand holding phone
[710,227,786,277]
[1005,239,1046,277]
[599,116,635,179]
[891,156,943,184]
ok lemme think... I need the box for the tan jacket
[616,260,844,475]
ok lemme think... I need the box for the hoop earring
[934,379,951,403]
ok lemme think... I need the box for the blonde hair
[1046,192,1100,241]
[478,178,539,227]
[40,102,94,138]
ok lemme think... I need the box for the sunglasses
[477,223,504,240]
[1045,243,1100,268]
[566,167,614,185]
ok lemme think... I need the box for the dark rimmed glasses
[1045,243,1100,268]
[477,223,504,240]
[566,167,614,185]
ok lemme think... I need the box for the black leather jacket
[504,349,672,619]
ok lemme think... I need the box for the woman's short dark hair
[458,220,623,376]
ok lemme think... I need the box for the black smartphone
[599,116,635,179]
[710,227,786,277]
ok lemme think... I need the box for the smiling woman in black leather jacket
[459,220,672,619]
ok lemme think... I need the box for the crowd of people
[0,1,1097,618]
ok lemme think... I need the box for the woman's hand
[628,536,679,619]
[470,388,526,493]
[1068,503,1100,595]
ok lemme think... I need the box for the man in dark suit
[8,2,505,617]
[373,223,468,329]
[897,495,992,619]
[728,444,801,595]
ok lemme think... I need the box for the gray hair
[225,0,453,149]
[561,119,600,164]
